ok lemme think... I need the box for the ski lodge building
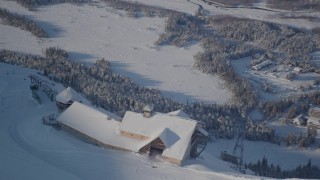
[56,102,208,166]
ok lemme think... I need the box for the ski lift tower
[233,118,245,172]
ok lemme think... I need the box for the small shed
[309,107,320,119]
[293,67,302,74]
[293,114,307,126]
[56,87,83,110]
[143,105,153,118]
[307,117,320,129]
[252,60,273,71]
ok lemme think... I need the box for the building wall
[183,127,197,164]
[162,156,182,166]
[120,130,150,140]
[59,122,130,152]
[58,122,193,167]
[183,139,192,162]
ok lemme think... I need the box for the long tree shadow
[25,15,64,38]
[110,61,162,87]
[110,61,215,104]
[36,20,64,38]
[68,51,95,62]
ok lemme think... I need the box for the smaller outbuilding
[55,87,83,110]
[307,117,320,129]
[252,60,273,71]
[293,114,307,126]
[309,107,320,119]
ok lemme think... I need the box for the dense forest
[246,157,320,179]
[0,8,48,38]
[0,48,242,130]
[266,0,320,11]
[12,0,88,9]
[201,0,320,11]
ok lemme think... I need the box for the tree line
[0,48,242,130]
[262,91,320,118]
[246,157,320,179]
[12,0,88,9]
[0,8,48,38]
[266,0,320,11]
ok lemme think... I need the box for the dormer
[143,105,153,118]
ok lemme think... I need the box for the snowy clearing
[0,0,231,104]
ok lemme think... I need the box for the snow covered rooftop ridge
[56,101,145,151]
[120,111,199,160]
[55,87,83,104]
[57,101,119,124]
[167,109,190,119]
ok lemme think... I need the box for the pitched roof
[56,102,141,151]
[56,87,83,104]
[120,111,198,161]
[57,103,203,162]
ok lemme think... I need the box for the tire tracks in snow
[5,86,82,179]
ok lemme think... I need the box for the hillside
[1,0,320,179]
[0,62,253,180]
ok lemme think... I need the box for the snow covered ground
[1,62,319,179]
[0,0,231,104]
[1,0,320,179]
[1,0,319,104]
[0,62,257,180]
[207,138,320,171]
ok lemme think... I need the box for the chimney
[143,105,153,118]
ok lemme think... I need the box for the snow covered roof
[252,60,272,70]
[57,103,204,162]
[143,105,153,112]
[293,67,302,73]
[56,102,143,151]
[167,109,190,119]
[56,87,83,104]
[308,117,320,126]
[120,111,198,161]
